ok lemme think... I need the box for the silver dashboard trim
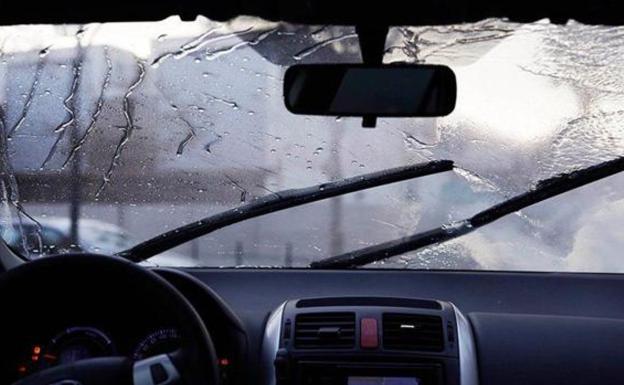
[262,301,286,385]
[261,301,478,385]
[452,303,479,385]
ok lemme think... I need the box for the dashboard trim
[452,303,479,385]
[262,302,286,385]
[262,298,477,385]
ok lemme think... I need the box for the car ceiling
[2,0,623,26]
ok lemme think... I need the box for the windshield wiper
[117,160,454,262]
[312,156,624,269]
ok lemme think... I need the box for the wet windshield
[1,17,623,271]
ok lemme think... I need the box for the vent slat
[296,330,355,335]
[294,312,355,349]
[296,321,355,327]
[382,313,444,352]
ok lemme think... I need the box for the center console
[262,297,477,385]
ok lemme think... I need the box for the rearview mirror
[284,64,456,118]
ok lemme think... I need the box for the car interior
[2,1,624,385]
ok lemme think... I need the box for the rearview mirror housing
[284,64,457,118]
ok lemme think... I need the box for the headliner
[1,0,622,26]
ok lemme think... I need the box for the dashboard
[187,268,624,385]
[4,263,624,385]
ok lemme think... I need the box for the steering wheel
[0,254,219,385]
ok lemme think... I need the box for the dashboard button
[360,318,378,349]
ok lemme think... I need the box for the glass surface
[1,17,624,271]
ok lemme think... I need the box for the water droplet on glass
[194,57,202,63]
[270,148,276,153]
[157,34,168,42]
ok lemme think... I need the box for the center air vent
[294,312,355,349]
[383,313,444,351]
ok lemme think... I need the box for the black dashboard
[4,265,624,385]
[184,268,624,385]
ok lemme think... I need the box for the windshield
[1,17,623,271]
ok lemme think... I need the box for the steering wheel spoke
[133,353,182,385]
[10,357,133,385]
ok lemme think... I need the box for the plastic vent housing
[383,313,444,351]
[294,312,356,349]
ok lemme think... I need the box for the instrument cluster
[16,326,181,378]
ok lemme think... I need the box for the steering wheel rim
[0,254,219,385]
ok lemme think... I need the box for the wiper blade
[117,160,454,262]
[311,156,624,269]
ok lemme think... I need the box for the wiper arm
[117,160,454,262]
[312,156,624,269]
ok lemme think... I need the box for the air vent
[383,313,444,351]
[294,312,355,349]
[296,297,441,309]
